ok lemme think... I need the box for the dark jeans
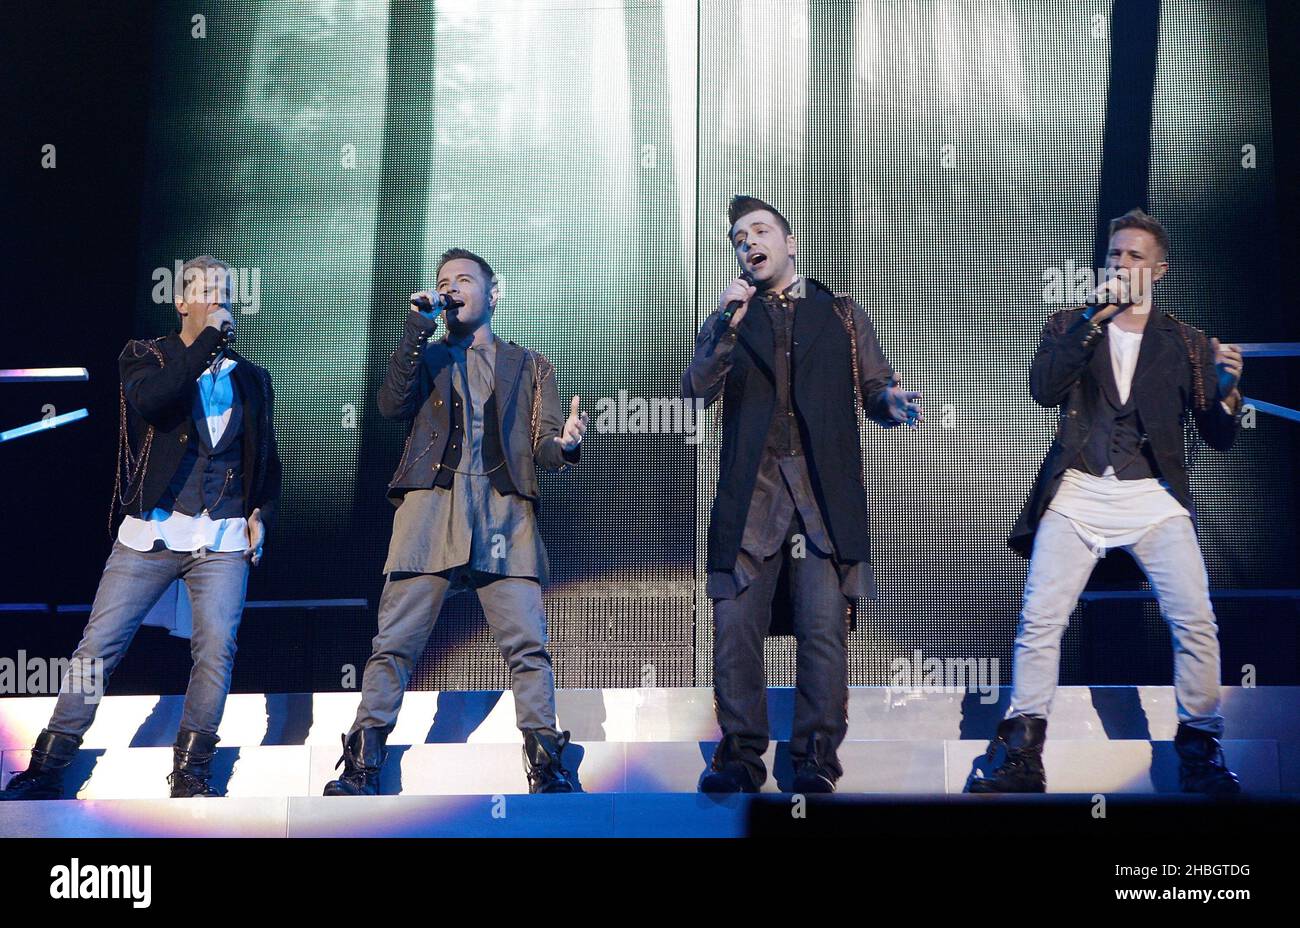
[712,520,851,786]
[47,541,249,738]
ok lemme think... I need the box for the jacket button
[179,434,188,444]
[435,398,444,407]
[431,431,438,439]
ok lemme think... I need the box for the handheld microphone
[206,318,235,372]
[718,270,756,326]
[1081,298,1134,324]
[1083,272,1136,323]
[411,292,463,316]
[214,316,235,362]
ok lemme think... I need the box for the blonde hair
[176,255,232,321]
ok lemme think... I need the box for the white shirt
[1107,324,1143,407]
[1048,326,1190,554]
[118,357,249,554]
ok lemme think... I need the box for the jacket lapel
[737,299,776,380]
[424,342,454,405]
[793,281,833,370]
[493,337,525,410]
[195,359,250,453]
[1131,308,1174,395]
[227,353,261,508]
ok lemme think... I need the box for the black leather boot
[791,732,838,794]
[969,716,1047,793]
[0,729,82,801]
[322,728,388,796]
[1175,723,1241,795]
[523,729,577,793]
[168,729,221,798]
[699,733,763,793]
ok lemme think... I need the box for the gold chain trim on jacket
[1164,312,1211,412]
[109,338,166,538]
[529,349,553,451]
[831,294,865,414]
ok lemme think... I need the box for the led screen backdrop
[131,0,1295,692]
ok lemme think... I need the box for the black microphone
[1081,298,1134,325]
[718,270,756,327]
[205,318,235,372]
[411,292,462,317]
[213,317,235,362]
[1083,273,1136,323]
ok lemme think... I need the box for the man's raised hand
[409,290,445,322]
[555,395,589,451]
[1211,337,1244,398]
[719,277,757,329]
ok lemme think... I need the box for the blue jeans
[1007,510,1225,735]
[47,541,249,738]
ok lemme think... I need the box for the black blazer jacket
[1008,305,1241,557]
[116,327,281,532]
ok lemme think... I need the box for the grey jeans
[1008,509,1225,735]
[48,541,249,738]
[349,572,559,736]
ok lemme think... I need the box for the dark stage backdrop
[5,0,1296,694]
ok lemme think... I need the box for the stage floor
[2,686,1298,836]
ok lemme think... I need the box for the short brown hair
[1108,208,1170,258]
[436,247,496,285]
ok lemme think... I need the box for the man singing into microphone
[0,255,281,800]
[972,209,1245,794]
[324,247,587,796]
[684,195,921,793]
